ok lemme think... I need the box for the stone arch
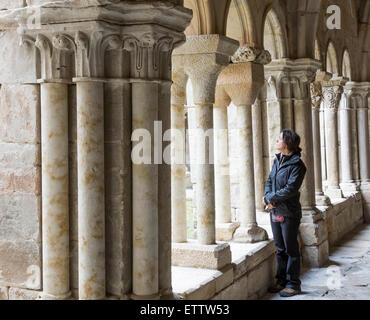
[326,41,339,76]
[342,49,352,80]
[225,0,257,46]
[263,7,287,60]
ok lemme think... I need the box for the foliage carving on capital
[231,46,271,65]
[322,86,343,110]
[310,82,322,109]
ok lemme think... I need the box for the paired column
[339,84,360,195]
[217,49,270,243]
[74,78,106,300]
[40,80,71,299]
[322,80,345,199]
[310,73,331,206]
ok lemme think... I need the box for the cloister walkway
[263,224,370,300]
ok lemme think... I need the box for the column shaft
[339,107,354,182]
[171,102,187,243]
[132,82,159,297]
[312,107,324,194]
[77,80,105,300]
[252,100,265,212]
[325,109,340,188]
[357,107,370,182]
[41,82,70,299]
[213,105,231,224]
[195,103,215,245]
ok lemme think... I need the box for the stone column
[217,47,270,243]
[40,81,71,299]
[29,33,73,299]
[322,80,345,199]
[171,35,238,271]
[310,73,331,206]
[214,87,239,241]
[287,59,328,268]
[171,70,188,243]
[320,103,328,188]
[74,78,106,300]
[252,99,265,213]
[339,84,360,195]
[356,83,370,222]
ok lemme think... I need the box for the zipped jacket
[264,152,307,220]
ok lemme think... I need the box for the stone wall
[0,84,42,293]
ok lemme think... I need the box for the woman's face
[276,133,287,152]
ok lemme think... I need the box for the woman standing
[263,129,306,297]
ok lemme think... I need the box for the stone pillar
[75,78,106,300]
[29,33,73,299]
[285,59,328,268]
[320,103,328,188]
[171,35,238,270]
[40,81,71,299]
[171,70,188,243]
[252,99,265,213]
[356,83,370,222]
[339,84,360,196]
[217,47,270,243]
[322,80,345,199]
[310,72,331,206]
[214,86,239,241]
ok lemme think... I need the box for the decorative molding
[310,82,323,109]
[231,46,271,65]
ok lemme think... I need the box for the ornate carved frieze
[231,46,272,65]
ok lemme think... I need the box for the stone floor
[262,223,370,300]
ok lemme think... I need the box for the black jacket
[264,152,307,220]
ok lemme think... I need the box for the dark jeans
[270,214,301,290]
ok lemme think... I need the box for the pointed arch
[342,49,352,80]
[225,0,257,46]
[263,8,287,60]
[326,41,339,76]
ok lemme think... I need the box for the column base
[340,182,360,197]
[315,194,331,206]
[130,293,161,300]
[38,291,72,300]
[216,222,240,241]
[325,187,343,199]
[233,224,268,243]
[172,241,231,270]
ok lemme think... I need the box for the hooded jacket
[264,152,307,220]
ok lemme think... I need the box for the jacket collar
[275,152,301,169]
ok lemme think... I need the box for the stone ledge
[230,240,276,281]
[172,241,231,270]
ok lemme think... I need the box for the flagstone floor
[262,223,370,300]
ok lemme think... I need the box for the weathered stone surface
[0,194,41,242]
[8,287,40,300]
[211,274,248,300]
[215,265,234,293]
[302,240,329,268]
[0,84,40,144]
[247,255,275,298]
[0,286,9,300]
[0,240,41,290]
[0,168,40,195]
[172,241,231,270]
[300,220,328,246]
[0,143,40,169]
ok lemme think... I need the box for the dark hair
[282,129,302,154]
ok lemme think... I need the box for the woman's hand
[267,203,276,210]
[262,197,266,206]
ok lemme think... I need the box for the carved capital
[310,82,323,109]
[231,46,272,65]
[322,86,343,110]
